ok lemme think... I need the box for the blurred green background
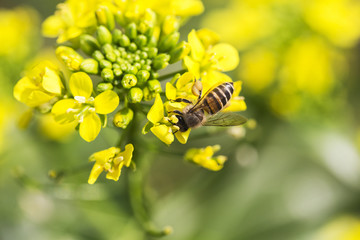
[1,0,360,239]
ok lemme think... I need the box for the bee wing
[203,112,248,127]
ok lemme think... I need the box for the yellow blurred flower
[51,72,119,142]
[314,216,360,240]
[42,0,111,43]
[185,145,227,171]
[88,144,134,184]
[0,7,39,58]
[13,61,64,108]
[184,29,239,93]
[38,114,77,141]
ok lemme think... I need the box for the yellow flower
[42,0,111,43]
[88,144,134,184]
[13,61,64,108]
[146,94,190,145]
[184,29,239,93]
[51,72,119,142]
[185,145,227,171]
[165,71,197,102]
[222,81,247,112]
[0,7,39,58]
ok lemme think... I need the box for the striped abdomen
[200,82,234,115]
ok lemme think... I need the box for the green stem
[127,113,173,237]
[158,69,186,81]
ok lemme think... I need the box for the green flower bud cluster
[74,6,186,104]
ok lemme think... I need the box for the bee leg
[173,98,192,104]
[192,79,203,101]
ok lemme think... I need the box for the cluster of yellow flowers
[13,0,246,184]
[202,0,360,118]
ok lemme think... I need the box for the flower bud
[80,34,100,55]
[80,59,99,74]
[128,87,143,103]
[96,25,112,45]
[101,68,114,81]
[97,82,113,92]
[136,70,150,85]
[113,68,123,77]
[112,29,123,44]
[119,35,130,47]
[128,43,137,52]
[113,108,134,129]
[92,50,105,61]
[101,43,114,55]
[143,86,154,101]
[147,47,158,58]
[99,59,112,69]
[121,74,137,88]
[125,22,137,40]
[147,79,162,93]
[169,41,190,64]
[114,10,126,26]
[152,53,170,70]
[159,32,180,52]
[135,35,147,47]
[162,15,180,35]
[95,5,115,31]
[56,46,83,71]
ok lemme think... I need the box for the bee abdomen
[203,82,234,114]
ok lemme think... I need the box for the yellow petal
[106,164,122,181]
[88,163,104,184]
[42,67,63,95]
[196,28,220,48]
[233,81,242,97]
[79,112,101,142]
[165,82,177,100]
[69,72,93,98]
[13,77,38,102]
[122,143,134,167]
[150,125,174,145]
[147,94,164,124]
[222,98,247,112]
[51,99,78,124]
[202,71,232,94]
[94,90,119,114]
[209,43,239,71]
[26,90,54,107]
[89,147,120,164]
[183,56,200,78]
[42,15,65,37]
[176,71,195,89]
[175,129,191,144]
[188,29,205,61]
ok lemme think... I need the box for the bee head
[175,114,189,132]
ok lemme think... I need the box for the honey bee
[172,81,247,132]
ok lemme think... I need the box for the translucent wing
[203,112,247,127]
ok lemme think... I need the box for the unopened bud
[152,53,170,70]
[112,29,123,44]
[135,35,147,47]
[128,87,143,103]
[125,22,137,40]
[113,68,123,77]
[162,15,180,35]
[159,32,180,52]
[96,25,112,45]
[113,108,134,128]
[147,79,162,93]
[169,41,190,64]
[99,59,112,69]
[92,50,104,61]
[101,68,114,81]
[114,10,126,26]
[136,70,150,85]
[80,34,100,55]
[95,5,115,31]
[56,46,83,71]
[101,43,114,55]
[143,86,154,101]
[97,82,113,92]
[147,47,158,58]
[80,59,99,74]
[121,74,137,88]
[119,35,130,47]
[128,42,137,52]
